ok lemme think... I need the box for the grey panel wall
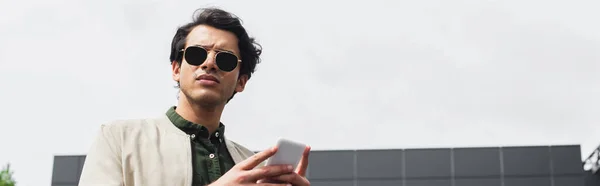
[308,151,355,180]
[305,145,585,186]
[356,149,403,179]
[585,170,600,186]
[52,145,589,186]
[51,156,86,186]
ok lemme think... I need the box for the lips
[197,74,220,83]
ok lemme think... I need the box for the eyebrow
[190,44,236,54]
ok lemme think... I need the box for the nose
[199,51,218,73]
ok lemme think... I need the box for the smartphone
[265,138,307,170]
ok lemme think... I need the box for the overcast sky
[1,0,599,185]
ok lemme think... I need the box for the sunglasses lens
[216,52,238,72]
[184,47,208,66]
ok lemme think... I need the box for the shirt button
[209,154,215,159]
[215,132,219,137]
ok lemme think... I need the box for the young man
[79,8,311,186]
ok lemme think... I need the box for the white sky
[1,0,599,185]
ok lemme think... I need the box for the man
[79,7,311,186]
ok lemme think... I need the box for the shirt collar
[165,106,225,141]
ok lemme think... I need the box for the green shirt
[166,106,236,186]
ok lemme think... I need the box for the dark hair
[169,7,262,101]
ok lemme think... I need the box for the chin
[188,90,223,105]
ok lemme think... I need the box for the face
[172,25,248,107]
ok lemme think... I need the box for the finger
[237,146,278,170]
[257,178,286,184]
[295,145,311,176]
[243,164,294,182]
[270,173,309,186]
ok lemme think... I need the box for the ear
[235,74,249,93]
[172,61,181,83]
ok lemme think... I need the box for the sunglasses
[180,46,241,72]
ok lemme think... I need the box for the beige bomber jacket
[78,115,257,186]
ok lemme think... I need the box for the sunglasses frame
[180,45,242,72]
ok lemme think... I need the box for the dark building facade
[52,145,598,186]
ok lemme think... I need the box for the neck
[175,95,225,134]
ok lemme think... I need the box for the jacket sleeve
[79,124,124,186]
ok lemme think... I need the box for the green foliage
[0,163,16,186]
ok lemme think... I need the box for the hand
[209,146,295,186]
[259,146,311,186]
